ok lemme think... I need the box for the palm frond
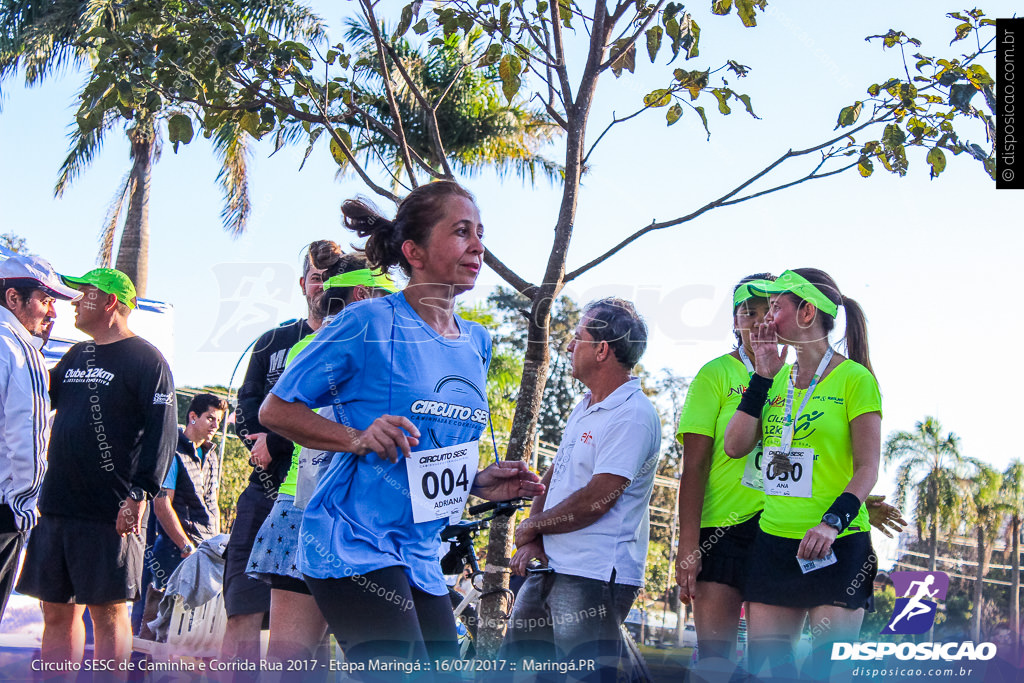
[97,171,132,266]
[237,0,325,41]
[212,122,251,236]
[54,108,118,196]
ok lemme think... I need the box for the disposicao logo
[832,571,997,663]
[882,571,949,635]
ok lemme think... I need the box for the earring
[190,420,195,424]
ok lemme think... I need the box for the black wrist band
[825,492,861,533]
[736,373,773,417]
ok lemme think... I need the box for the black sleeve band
[826,492,862,532]
[736,373,773,418]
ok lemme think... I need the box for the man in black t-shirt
[16,268,177,675]
[220,241,333,668]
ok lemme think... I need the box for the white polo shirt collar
[580,377,643,415]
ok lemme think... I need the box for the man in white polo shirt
[502,297,662,673]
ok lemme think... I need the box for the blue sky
[3,1,1020,504]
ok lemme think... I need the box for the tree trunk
[972,525,985,643]
[1012,516,1020,659]
[928,476,938,572]
[474,6,614,657]
[114,124,154,297]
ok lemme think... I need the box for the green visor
[733,279,775,307]
[751,270,838,317]
[323,269,398,293]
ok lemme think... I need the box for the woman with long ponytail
[723,268,882,680]
[259,181,544,667]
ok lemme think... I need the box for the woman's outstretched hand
[472,460,545,501]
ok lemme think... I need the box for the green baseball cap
[61,268,138,309]
[733,278,775,307]
[323,269,398,293]
[752,269,838,317]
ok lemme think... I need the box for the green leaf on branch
[712,0,733,16]
[413,19,430,35]
[610,41,636,78]
[329,129,353,167]
[695,105,710,139]
[167,114,194,152]
[666,103,683,125]
[644,89,673,107]
[239,111,260,137]
[674,68,709,99]
[394,4,414,39]
[737,94,758,118]
[927,147,946,178]
[646,26,663,63]
[967,65,994,88]
[951,22,972,44]
[950,83,977,112]
[480,43,502,67]
[836,101,862,129]
[735,0,763,27]
[680,14,700,59]
[858,155,873,177]
[882,123,906,149]
[499,53,522,101]
[867,83,881,97]
[712,88,732,115]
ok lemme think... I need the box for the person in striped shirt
[0,254,80,619]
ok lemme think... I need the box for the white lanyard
[737,345,755,374]
[779,347,834,455]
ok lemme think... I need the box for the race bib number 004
[763,447,814,498]
[406,441,480,524]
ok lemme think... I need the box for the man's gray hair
[581,297,648,370]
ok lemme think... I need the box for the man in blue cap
[0,254,80,620]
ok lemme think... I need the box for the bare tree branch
[359,0,420,187]
[379,41,455,178]
[484,249,536,297]
[300,79,400,203]
[563,114,895,283]
[515,1,558,63]
[548,0,574,113]
[583,104,653,165]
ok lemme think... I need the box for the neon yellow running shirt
[676,353,769,528]
[277,333,316,497]
[759,359,881,539]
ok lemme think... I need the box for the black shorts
[268,573,312,596]
[16,515,143,604]
[696,512,761,590]
[223,483,276,617]
[744,529,876,610]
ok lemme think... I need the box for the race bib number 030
[406,441,480,524]
[763,447,813,498]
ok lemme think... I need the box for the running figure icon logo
[881,571,950,635]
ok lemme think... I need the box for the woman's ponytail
[841,295,874,377]
[341,181,475,277]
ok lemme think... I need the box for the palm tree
[884,417,970,573]
[343,20,563,188]
[962,462,1006,643]
[1,0,323,295]
[1003,459,1024,654]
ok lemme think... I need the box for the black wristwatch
[822,512,843,533]
[128,486,147,502]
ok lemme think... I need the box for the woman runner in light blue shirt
[260,181,544,667]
